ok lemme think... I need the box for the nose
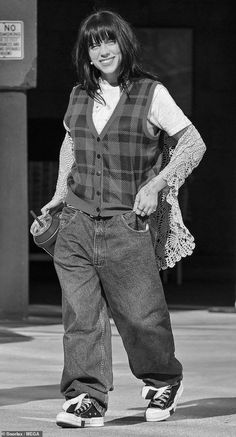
[100,42,110,57]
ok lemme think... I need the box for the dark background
[28,0,236,307]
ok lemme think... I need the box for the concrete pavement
[0,305,236,437]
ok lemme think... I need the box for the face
[88,38,122,84]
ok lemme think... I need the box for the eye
[89,40,101,50]
[107,39,116,45]
[89,43,100,50]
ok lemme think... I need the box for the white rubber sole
[145,382,183,422]
[56,411,104,428]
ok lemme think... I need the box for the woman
[31,9,206,428]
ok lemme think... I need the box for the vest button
[96,191,101,196]
[97,154,101,159]
[97,137,100,142]
[96,171,101,176]
[96,207,100,212]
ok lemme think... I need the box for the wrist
[150,175,167,193]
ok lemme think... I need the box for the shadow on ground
[0,329,33,344]
[0,317,62,330]
[176,398,236,419]
[0,385,61,406]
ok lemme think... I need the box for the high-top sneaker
[142,381,183,421]
[56,393,105,428]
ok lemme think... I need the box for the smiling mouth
[100,57,115,65]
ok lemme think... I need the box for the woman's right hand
[40,197,63,216]
[30,197,63,235]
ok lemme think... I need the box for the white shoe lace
[75,397,91,414]
[63,393,91,413]
[150,386,172,408]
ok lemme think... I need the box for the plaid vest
[64,78,163,216]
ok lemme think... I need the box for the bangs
[84,16,118,47]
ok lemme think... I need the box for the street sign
[0,21,24,59]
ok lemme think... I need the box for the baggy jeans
[54,206,183,408]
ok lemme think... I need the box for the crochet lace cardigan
[52,124,206,270]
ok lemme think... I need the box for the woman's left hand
[133,181,159,216]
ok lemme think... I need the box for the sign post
[0,1,37,318]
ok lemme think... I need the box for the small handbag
[30,203,64,257]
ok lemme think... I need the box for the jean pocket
[58,206,78,232]
[121,211,149,234]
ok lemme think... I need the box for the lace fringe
[150,124,206,270]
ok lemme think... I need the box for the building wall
[28,0,235,297]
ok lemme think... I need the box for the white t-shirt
[92,80,191,136]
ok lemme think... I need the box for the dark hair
[73,10,158,101]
